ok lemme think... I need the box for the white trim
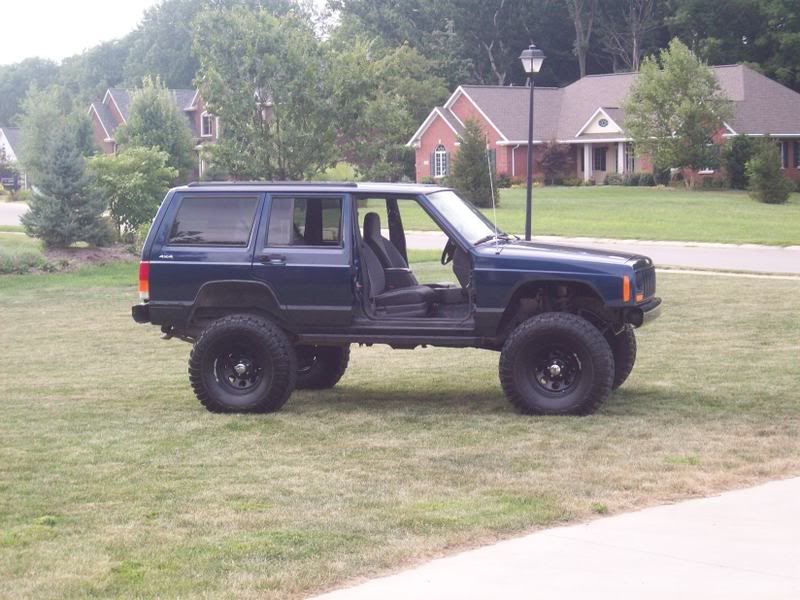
[200,111,213,138]
[102,89,127,124]
[88,104,113,141]
[445,86,509,141]
[722,133,800,138]
[406,107,461,146]
[723,122,737,135]
[497,137,631,146]
[575,107,623,137]
[187,89,201,110]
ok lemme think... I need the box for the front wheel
[188,314,297,413]
[499,312,614,415]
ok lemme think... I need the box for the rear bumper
[624,297,662,328]
[131,303,150,324]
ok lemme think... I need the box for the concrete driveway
[403,230,800,275]
[0,202,27,227]
[313,477,800,600]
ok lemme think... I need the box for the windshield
[425,190,505,245]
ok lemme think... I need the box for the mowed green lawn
[1,264,799,599]
[396,187,800,245]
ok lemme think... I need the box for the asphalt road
[404,230,800,275]
[0,201,27,227]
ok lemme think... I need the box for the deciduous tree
[623,39,732,187]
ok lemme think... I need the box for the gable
[576,107,624,137]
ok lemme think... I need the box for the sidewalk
[403,230,800,275]
[312,477,800,600]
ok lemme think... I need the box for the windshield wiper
[474,233,513,246]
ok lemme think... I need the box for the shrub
[419,176,435,184]
[623,172,640,186]
[745,139,793,204]
[562,176,583,187]
[605,173,624,186]
[538,141,572,185]
[0,250,50,275]
[449,119,498,208]
[638,173,656,186]
[722,135,755,190]
[495,173,513,188]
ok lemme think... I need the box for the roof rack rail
[186,181,359,187]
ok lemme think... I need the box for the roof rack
[186,181,358,187]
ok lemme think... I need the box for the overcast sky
[1,0,160,66]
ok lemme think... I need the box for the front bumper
[132,303,150,323]
[624,296,662,328]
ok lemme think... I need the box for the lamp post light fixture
[519,44,545,241]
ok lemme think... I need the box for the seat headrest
[363,212,381,242]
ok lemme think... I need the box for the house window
[201,112,213,137]
[433,145,448,178]
[624,143,635,173]
[593,147,607,172]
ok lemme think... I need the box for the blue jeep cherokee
[132,181,661,415]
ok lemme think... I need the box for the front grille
[635,266,656,299]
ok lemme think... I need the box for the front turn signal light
[622,275,631,303]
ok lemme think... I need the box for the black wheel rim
[213,343,269,393]
[296,346,317,375]
[529,345,582,395]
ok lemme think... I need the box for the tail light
[138,261,150,301]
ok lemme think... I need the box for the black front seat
[361,243,434,316]
[363,212,415,271]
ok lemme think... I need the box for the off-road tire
[296,345,350,390]
[571,297,637,389]
[499,312,614,415]
[188,314,297,413]
[608,325,636,389]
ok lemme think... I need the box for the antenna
[486,147,500,254]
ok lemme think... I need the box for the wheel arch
[189,280,288,327]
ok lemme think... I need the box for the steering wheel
[441,239,457,265]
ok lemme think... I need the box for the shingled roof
[410,64,800,146]
[92,88,200,140]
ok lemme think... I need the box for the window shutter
[795,141,799,168]
[489,149,497,173]
[430,152,435,177]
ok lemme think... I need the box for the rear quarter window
[168,196,259,246]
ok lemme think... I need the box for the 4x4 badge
[158,254,174,260]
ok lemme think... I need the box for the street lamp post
[519,44,546,241]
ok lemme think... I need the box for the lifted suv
[133,182,661,415]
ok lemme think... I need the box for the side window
[267,196,343,247]
[168,195,258,246]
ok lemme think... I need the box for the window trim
[434,144,448,178]
[265,194,345,249]
[165,194,260,248]
[200,111,213,138]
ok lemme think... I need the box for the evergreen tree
[21,127,111,248]
[115,76,194,180]
[745,138,793,204]
[449,120,498,208]
[722,135,755,190]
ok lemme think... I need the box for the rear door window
[266,196,343,247]
[168,195,259,246]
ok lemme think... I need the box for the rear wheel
[188,314,296,413]
[499,312,614,415]
[295,345,350,390]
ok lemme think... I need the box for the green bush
[623,173,640,186]
[561,176,583,187]
[495,173,513,188]
[722,135,755,190]
[745,140,793,204]
[605,173,624,185]
[0,251,50,274]
[638,173,656,186]
[419,176,435,184]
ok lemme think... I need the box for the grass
[396,186,800,245]
[0,232,50,274]
[1,262,799,598]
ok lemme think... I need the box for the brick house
[88,88,219,176]
[408,64,800,184]
[0,126,27,190]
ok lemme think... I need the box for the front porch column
[583,143,592,182]
[617,142,625,174]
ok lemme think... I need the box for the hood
[485,240,646,263]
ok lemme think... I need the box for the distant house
[0,126,27,190]
[408,64,800,184]
[88,88,219,176]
